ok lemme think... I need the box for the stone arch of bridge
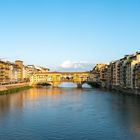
[35,81,88,88]
[30,72,90,88]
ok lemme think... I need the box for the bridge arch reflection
[58,82,77,88]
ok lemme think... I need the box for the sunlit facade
[90,52,140,91]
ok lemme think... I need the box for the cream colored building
[111,60,121,87]
[117,52,140,89]
[134,63,140,89]
[9,63,18,83]
[125,53,140,89]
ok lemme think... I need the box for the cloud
[53,60,95,72]
[60,60,74,69]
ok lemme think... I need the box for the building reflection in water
[109,94,140,137]
[0,92,24,118]
[0,85,140,139]
[0,86,85,118]
[22,87,85,110]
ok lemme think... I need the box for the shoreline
[111,87,140,96]
[88,82,140,96]
[0,83,32,95]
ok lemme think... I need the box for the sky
[0,0,140,71]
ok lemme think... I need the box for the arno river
[0,84,140,140]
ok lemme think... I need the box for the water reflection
[0,87,85,118]
[108,93,140,138]
[58,82,77,88]
[0,87,140,140]
[0,93,24,118]
[58,82,91,88]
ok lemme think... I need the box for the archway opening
[66,77,70,80]
[36,83,51,87]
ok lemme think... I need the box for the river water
[0,84,140,140]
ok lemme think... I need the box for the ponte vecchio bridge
[30,72,90,88]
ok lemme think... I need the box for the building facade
[90,52,140,92]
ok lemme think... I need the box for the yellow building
[30,72,89,87]
[15,60,24,81]
[0,61,11,84]
[0,59,50,84]
[90,64,108,87]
